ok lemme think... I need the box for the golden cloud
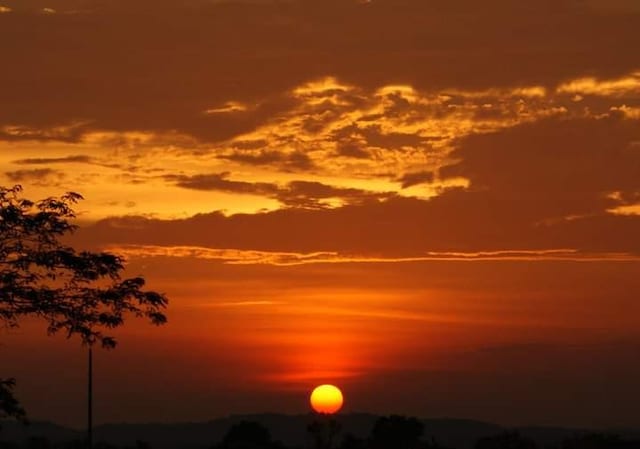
[104,244,640,265]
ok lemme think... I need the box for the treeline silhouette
[2,416,639,449]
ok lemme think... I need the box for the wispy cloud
[198,300,285,308]
[13,155,93,165]
[556,71,640,97]
[104,245,640,266]
[164,173,395,209]
[5,168,65,185]
[204,102,250,114]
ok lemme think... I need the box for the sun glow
[310,384,344,414]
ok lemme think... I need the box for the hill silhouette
[2,415,640,449]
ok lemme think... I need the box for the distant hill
[2,415,639,449]
[420,418,503,449]
[0,420,81,444]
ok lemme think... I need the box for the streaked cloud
[13,155,93,165]
[204,101,250,114]
[0,122,89,142]
[104,244,640,266]
[202,300,285,308]
[397,171,434,188]
[164,173,395,208]
[556,71,640,97]
[5,168,65,185]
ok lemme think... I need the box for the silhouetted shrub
[561,433,640,449]
[26,438,50,449]
[475,432,537,449]
[215,421,283,449]
[339,434,367,449]
[308,419,342,449]
[370,415,424,449]
[0,441,21,449]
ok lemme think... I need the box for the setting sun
[310,384,344,414]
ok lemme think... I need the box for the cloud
[219,150,317,171]
[210,75,581,182]
[556,71,640,97]
[74,195,640,257]
[334,141,371,159]
[0,123,88,142]
[609,105,640,119]
[204,101,249,114]
[12,155,93,165]
[5,168,65,184]
[165,173,394,209]
[3,72,630,220]
[104,244,640,266]
[441,115,640,218]
[73,114,640,255]
[2,0,639,242]
[276,180,394,208]
[166,172,278,196]
[398,171,434,188]
[585,0,640,13]
[0,0,638,142]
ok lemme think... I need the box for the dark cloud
[334,141,370,159]
[332,124,431,150]
[398,171,434,188]
[220,150,317,171]
[360,125,429,149]
[73,193,640,256]
[275,180,394,208]
[11,153,147,173]
[220,150,285,165]
[166,173,278,196]
[78,115,640,254]
[229,139,269,150]
[5,168,65,184]
[13,155,93,164]
[441,115,640,218]
[0,0,638,141]
[0,124,88,142]
[284,151,316,171]
[165,173,393,209]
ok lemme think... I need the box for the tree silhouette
[0,378,26,424]
[308,418,342,449]
[561,433,637,449]
[0,185,168,419]
[369,415,424,449]
[25,437,51,449]
[475,432,537,449]
[339,433,367,449]
[214,421,284,449]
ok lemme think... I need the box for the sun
[310,384,344,414]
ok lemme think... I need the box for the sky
[1,0,640,430]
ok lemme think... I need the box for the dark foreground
[2,414,640,449]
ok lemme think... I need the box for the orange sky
[1,0,640,429]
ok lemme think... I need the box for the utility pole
[87,346,93,449]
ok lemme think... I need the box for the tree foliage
[475,432,537,449]
[0,185,168,420]
[0,378,26,424]
[215,421,284,449]
[370,415,424,449]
